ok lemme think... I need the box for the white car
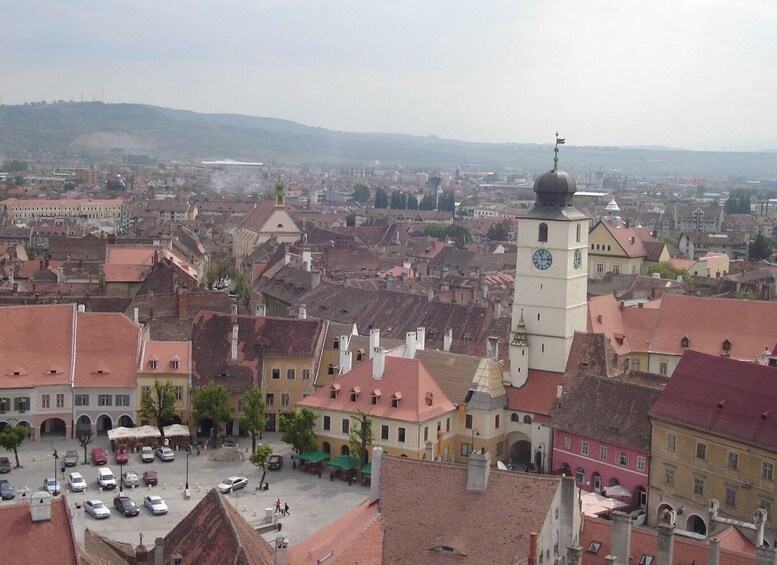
[68,472,87,493]
[97,467,117,490]
[84,499,111,520]
[43,477,61,496]
[217,476,248,493]
[144,495,168,515]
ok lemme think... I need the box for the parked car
[84,499,111,519]
[0,480,15,500]
[113,496,140,517]
[0,457,11,473]
[268,455,284,471]
[140,446,155,463]
[142,470,158,486]
[68,472,87,493]
[43,477,61,496]
[91,448,108,466]
[217,476,247,493]
[64,450,78,467]
[122,470,140,488]
[155,447,175,462]
[115,447,128,465]
[97,467,117,490]
[143,495,168,515]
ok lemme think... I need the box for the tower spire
[552,132,566,172]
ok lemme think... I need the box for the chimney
[39,259,44,271]
[71,501,85,547]
[605,556,617,564]
[652,272,660,279]
[487,336,499,362]
[492,301,502,320]
[274,535,289,565]
[254,303,266,317]
[77,304,86,313]
[567,546,583,565]
[676,275,683,283]
[56,266,64,284]
[405,331,417,358]
[610,511,632,565]
[231,304,238,316]
[154,537,164,565]
[298,304,307,319]
[481,283,489,300]
[133,307,139,324]
[424,440,433,461]
[284,252,291,266]
[231,324,239,361]
[302,250,312,272]
[466,449,491,492]
[708,539,720,565]
[369,329,380,357]
[30,491,52,522]
[427,288,434,302]
[559,476,577,551]
[135,540,150,565]
[556,385,563,400]
[528,532,538,565]
[756,508,768,547]
[756,546,777,565]
[369,447,383,503]
[372,348,385,380]
[340,350,352,375]
[443,328,452,352]
[656,524,674,565]
[416,327,426,350]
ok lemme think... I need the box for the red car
[115,447,128,464]
[142,470,158,486]
[91,448,108,466]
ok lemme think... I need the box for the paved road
[0,433,367,547]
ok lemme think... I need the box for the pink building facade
[552,429,649,508]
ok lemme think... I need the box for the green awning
[360,463,372,476]
[298,451,330,463]
[328,454,360,470]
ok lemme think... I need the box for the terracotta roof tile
[140,341,191,374]
[0,496,79,565]
[74,313,141,388]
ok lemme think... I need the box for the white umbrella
[134,425,162,438]
[163,424,191,437]
[604,485,632,499]
[107,426,136,440]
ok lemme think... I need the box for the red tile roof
[74,313,141,388]
[0,496,79,565]
[649,350,777,452]
[298,357,456,423]
[139,341,191,374]
[505,370,564,418]
[597,220,648,258]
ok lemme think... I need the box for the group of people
[274,498,290,516]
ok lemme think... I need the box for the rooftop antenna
[553,132,566,172]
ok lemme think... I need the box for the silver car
[155,447,175,462]
[122,470,140,488]
[43,477,61,496]
[84,499,111,519]
[140,446,155,463]
[144,495,168,515]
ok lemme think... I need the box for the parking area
[0,433,368,546]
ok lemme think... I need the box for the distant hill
[1,101,777,178]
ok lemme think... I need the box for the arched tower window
[576,223,582,243]
[538,223,548,243]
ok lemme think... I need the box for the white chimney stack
[30,491,52,522]
[340,350,353,375]
[405,331,417,358]
[231,324,239,361]
[302,250,312,272]
[275,535,289,565]
[298,304,307,319]
[133,307,139,323]
[71,501,85,547]
[466,450,491,492]
[372,348,385,380]
[254,304,266,317]
[416,327,426,350]
[487,336,499,362]
[443,328,453,352]
[369,447,383,503]
[77,304,86,313]
[369,329,380,357]
[231,304,238,316]
[556,385,563,399]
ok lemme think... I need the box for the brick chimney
[369,329,380,357]
[528,532,538,565]
[369,447,383,503]
[231,324,239,361]
[466,449,491,492]
[443,328,453,352]
[610,511,631,565]
[372,348,385,380]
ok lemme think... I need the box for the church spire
[552,132,566,172]
[511,309,528,347]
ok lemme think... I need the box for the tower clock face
[574,249,582,269]
[532,249,553,270]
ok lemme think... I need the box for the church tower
[509,135,588,382]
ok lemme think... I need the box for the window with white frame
[763,462,774,481]
[281,393,290,407]
[637,456,646,471]
[115,395,130,407]
[728,451,739,470]
[666,433,676,451]
[98,394,112,407]
[619,452,628,466]
[41,394,50,408]
[56,394,65,408]
[581,441,589,456]
[600,446,608,460]
[75,394,89,407]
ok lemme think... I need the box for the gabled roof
[0,495,79,565]
[140,341,191,374]
[591,220,647,258]
[74,313,141,389]
[505,371,564,419]
[415,349,506,407]
[163,488,275,564]
[298,357,456,423]
[649,350,777,452]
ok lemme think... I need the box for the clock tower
[509,135,588,382]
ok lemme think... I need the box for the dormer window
[333,337,340,350]
[371,389,381,405]
[391,392,402,408]
[356,349,365,361]
[722,339,731,352]
[425,392,433,406]
[171,360,180,369]
[431,546,465,557]
[149,360,157,370]
[350,387,360,402]
[681,336,690,348]
[96,369,106,374]
[330,384,340,399]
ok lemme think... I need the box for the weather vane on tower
[552,132,566,172]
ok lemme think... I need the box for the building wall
[0,387,38,439]
[73,387,137,436]
[136,373,191,427]
[648,420,777,535]
[552,430,649,503]
[260,356,317,432]
[588,225,644,280]
[647,354,681,378]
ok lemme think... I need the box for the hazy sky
[2,1,776,150]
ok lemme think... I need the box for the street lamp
[185,445,191,490]
[471,429,480,456]
[119,461,124,496]
[52,450,59,494]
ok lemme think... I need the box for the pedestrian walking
[284,502,290,516]
[275,498,281,514]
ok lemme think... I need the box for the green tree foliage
[351,183,370,202]
[106,176,125,190]
[749,233,773,261]
[389,190,408,209]
[348,411,373,466]
[239,386,266,454]
[139,380,178,441]
[14,175,26,187]
[280,408,317,454]
[438,190,456,212]
[724,190,752,214]
[662,235,680,249]
[424,223,472,248]
[487,220,511,241]
[735,287,757,300]
[419,194,437,210]
[647,261,692,286]
[374,187,389,209]
[2,160,28,173]
[232,269,254,312]
[192,381,233,436]
[205,259,232,290]
[0,424,26,467]
[249,444,274,487]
